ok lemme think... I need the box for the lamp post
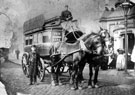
[118,0,133,73]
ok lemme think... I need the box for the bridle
[81,34,103,55]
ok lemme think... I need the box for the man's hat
[65,5,68,8]
[31,45,36,48]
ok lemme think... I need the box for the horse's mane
[99,29,110,38]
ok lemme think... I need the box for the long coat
[131,46,135,62]
[28,52,40,77]
[116,54,125,69]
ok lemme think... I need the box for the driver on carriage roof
[60,5,73,22]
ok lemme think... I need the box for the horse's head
[99,28,110,39]
[82,33,104,55]
[99,28,114,53]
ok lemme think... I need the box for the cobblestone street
[1,60,135,95]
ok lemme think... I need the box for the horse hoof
[51,83,56,86]
[71,87,77,90]
[81,80,85,83]
[78,86,83,90]
[88,85,92,89]
[51,81,56,86]
[58,82,63,86]
[95,84,99,88]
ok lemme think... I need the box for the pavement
[0,81,8,95]
[1,58,135,95]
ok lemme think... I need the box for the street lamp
[118,0,133,73]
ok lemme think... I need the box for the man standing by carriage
[28,45,41,85]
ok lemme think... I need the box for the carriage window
[25,36,29,45]
[33,33,38,44]
[25,40,29,45]
[29,35,33,45]
[29,39,32,45]
[42,31,51,43]
[38,33,42,44]
[43,36,49,43]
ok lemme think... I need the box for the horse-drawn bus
[21,13,105,90]
[22,14,64,81]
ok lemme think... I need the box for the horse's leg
[70,67,75,85]
[71,61,79,90]
[88,64,93,88]
[93,65,99,88]
[77,60,86,90]
[69,65,72,78]
[55,62,62,85]
[78,59,86,81]
[69,63,73,84]
[51,66,56,86]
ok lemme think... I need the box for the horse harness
[50,34,103,67]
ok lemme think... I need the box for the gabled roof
[100,6,135,22]
[99,10,112,22]
[100,0,135,22]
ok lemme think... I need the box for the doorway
[123,33,134,54]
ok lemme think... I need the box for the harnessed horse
[99,28,114,69]
[50,32,104,90]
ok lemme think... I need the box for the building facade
[100,5,135,54]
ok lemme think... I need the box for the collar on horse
[80,40,91,53]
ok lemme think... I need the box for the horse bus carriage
[21,14,113,89]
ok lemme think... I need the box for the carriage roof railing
[23,14,62,34]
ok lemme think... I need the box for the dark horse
[50,32,104,90]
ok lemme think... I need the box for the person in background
[116,48,125,71]
[28,45,41,85]
[131,45,135,71]
[15,49,20,59]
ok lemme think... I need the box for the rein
[50,33,105,67]
[50,49,82,67]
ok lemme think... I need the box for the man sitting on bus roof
[60,5,73,22]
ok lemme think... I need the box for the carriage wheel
[38,58,45,82]
[22,54,29,77]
